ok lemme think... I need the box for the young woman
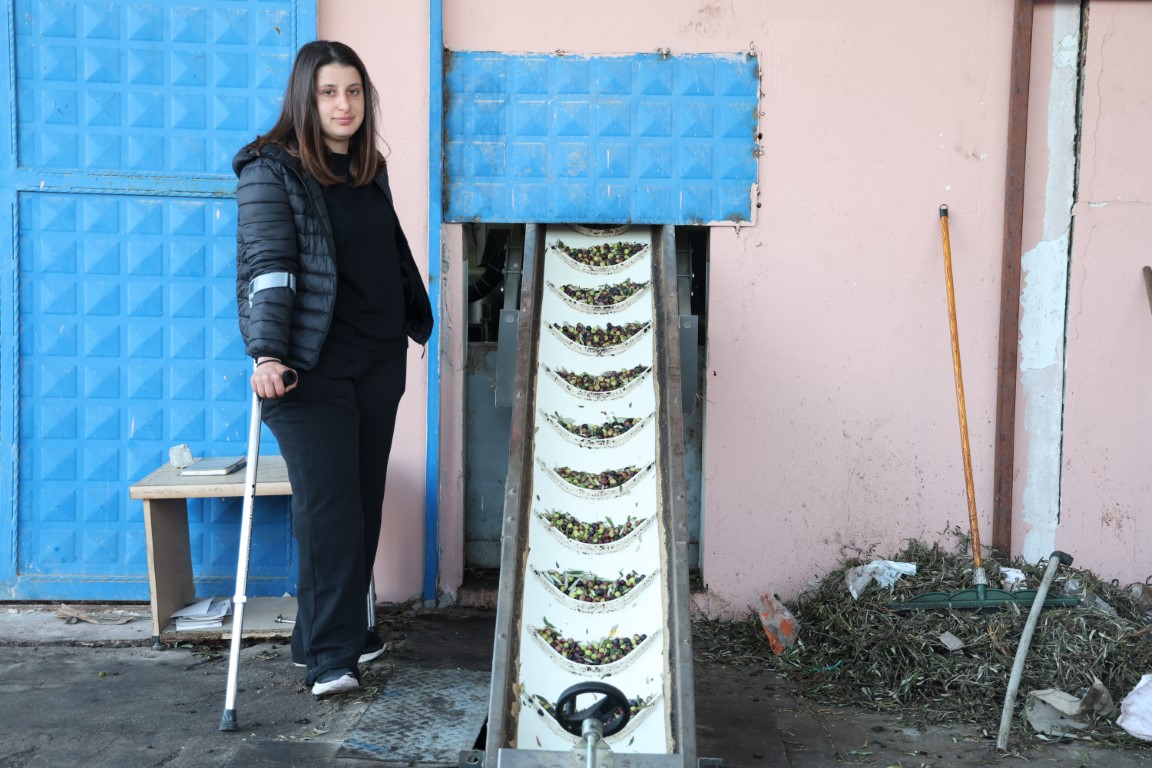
[233,41,433,697]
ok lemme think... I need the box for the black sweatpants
[262,353,406,685]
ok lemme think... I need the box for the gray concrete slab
[0,603,154,645]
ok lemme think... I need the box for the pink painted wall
[318,3,433,602]
[1058,2,1152,578]
[316,1,1150,614]
[443,0,1018,614]
[696,4,1017,612]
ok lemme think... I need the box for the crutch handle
[282,370,298,387]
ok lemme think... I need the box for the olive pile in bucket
[553,413,640,440]
[542,568,646,602]
[559,278,648,306]
[554,365,649,392]
[553,465,641,490]
[554,240,644,267]
[551,321,648,348]
[535,624,648,666]
[541,509,642,543]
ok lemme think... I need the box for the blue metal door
[1,0,316,600]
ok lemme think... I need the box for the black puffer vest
[233,143,433,369]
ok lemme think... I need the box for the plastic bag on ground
[1118,674,1152,741]
[844,560,917,600]
[756,593,799,655]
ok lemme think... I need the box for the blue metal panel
[1,2,16,598]
[444,52,760,225]
[1,0,317,600]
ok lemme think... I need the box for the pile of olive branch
[692,530,1152,745]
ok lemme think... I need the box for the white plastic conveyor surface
[484,225,699,768]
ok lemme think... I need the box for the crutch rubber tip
[219,710,238,732]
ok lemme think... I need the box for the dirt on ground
[699,659,1152,768]
[1,605,1150,767]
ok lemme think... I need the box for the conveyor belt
[484,225,700,767]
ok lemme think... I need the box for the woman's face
[314,63,364,153]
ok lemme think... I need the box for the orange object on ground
[757,593,799,655]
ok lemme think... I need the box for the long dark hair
[247,40,382,186]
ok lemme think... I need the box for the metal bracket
[679,315,699,415]
[495,309,520,407]
[494,245,524,407]
[503,246,523,311]
[460,750,485,768]
[676,242,699,415]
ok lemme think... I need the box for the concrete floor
[0,603,1148,767]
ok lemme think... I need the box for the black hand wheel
[554,681,631,737]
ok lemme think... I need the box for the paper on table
[180,456,246,476]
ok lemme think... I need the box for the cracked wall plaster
[1018,7,1080,563]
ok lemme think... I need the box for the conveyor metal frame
[484,225,701,767]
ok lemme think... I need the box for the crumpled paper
[1025,678,1115,737]
[1118,674,1152,741]
[1025,689,1090,737]
[844,560,917,600]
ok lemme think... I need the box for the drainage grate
[338,668,490,764]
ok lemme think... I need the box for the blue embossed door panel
[444,52,761,224]
[1,1,316,600]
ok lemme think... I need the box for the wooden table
[129,457,293,642]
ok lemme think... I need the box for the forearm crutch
[219,369,296,732]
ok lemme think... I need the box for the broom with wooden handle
[889,207,1078,611]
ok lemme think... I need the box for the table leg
[143,498,195,641]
